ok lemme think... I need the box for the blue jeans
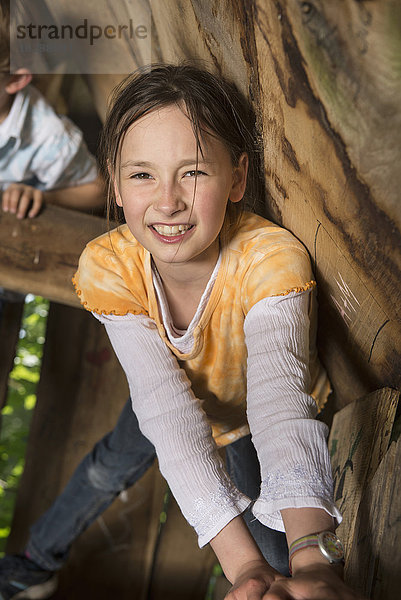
[27,399,289,576]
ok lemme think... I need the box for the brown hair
[0,0,10,71]
[100,63,264,243]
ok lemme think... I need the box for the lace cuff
[188,472,251,547]
[252,463,342,531]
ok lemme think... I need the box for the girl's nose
[154,184,186,216]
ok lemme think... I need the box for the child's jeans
[26,399,289,576]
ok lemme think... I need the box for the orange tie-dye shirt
[73,212,329,447]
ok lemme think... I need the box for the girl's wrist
[209,516,275,584]
[288,528,345,575]
[235,558,278,579]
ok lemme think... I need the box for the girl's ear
[108,161,123,207]
[229,152,249,204]
[112,174,123,208]
[5,68,32,95]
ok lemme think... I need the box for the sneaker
[0,555,58,600]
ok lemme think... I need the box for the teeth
[153,224,192,236]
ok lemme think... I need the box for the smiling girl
[72,64,362,599]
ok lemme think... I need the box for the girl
[73,64,361,599]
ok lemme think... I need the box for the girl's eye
[184,170,207,177]
[131,172,152,180]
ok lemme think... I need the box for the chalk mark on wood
[313,221,391,333]
[331,272,360,325]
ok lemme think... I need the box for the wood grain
[345,437,401,597]
[253,0,401,403]
[0,205,107,308]
[328,388,399,561]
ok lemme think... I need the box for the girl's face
[114,104,248,280]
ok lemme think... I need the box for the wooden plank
[345,437,401,598]
[0,298,24,411]
[149,495,216,600]
[0,205,107,308]
[328,388,399,562]
[57,465,165,600]
[7,302,163,599]
[288,0,401,233]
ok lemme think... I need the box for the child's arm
[210,510,361,599]
[244,291,340,528]
[227,290,364,599]
[211,514,361,600]
[98,312,251,547]
[210,512,360,600]
[281,506,336,572]
[210,515,283,593]
[1,92,105,218]
[1,176,104,219]
[208,289,365,599]
[43,174,105,213]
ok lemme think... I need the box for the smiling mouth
[152,224,193,236]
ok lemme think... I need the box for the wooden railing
[0,205,106,308]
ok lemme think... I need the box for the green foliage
[204,563,224,600]
[0,295,49,555]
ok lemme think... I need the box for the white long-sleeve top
[94,286,341,547]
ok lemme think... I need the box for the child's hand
[2,183,43,219]
[225,560,285,599]
[262,563,366,600]
[225,562,367,599]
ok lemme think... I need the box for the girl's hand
[263,563,367,600]
[225,559,286,599]
[2,183,43,219]
[225,562,367,600]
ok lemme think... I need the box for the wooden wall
[141,0,401,408]
[7,0,400,407]
[13,0,399,408]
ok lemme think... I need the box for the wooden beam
[328,388,399,562]
[0,299,24,410]
[0,205,107,308]
[346,436,401,597]
[148,495,216,600]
